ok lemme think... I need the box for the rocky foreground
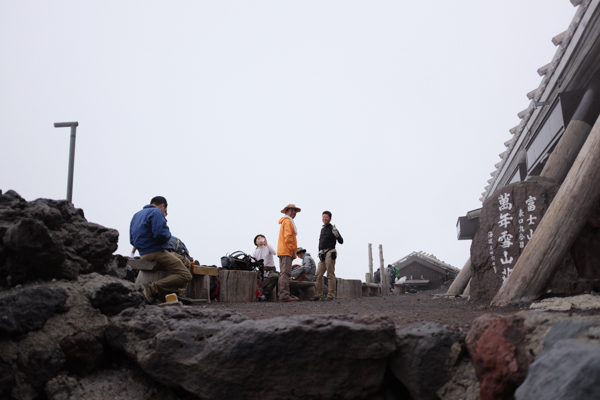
[1,190,600,400]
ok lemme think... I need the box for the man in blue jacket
[130,196,192,303]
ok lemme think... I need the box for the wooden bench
[362,282,381,297]
[393,283,406,295]
[131,259,217,303]
[289,280,315,300]
[336,279,362,299]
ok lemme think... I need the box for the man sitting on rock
[292,247,316,281]
[130,196,192,304]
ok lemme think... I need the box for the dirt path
[205,288,526,334]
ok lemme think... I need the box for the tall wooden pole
[542,71,600,181]
[446,257,472,295]
[379,244,388,296]
[368,243,373,282]
[492,115,600,306]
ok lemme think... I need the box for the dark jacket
[130,205,171,255]
[318,224,343,251]
[373,270,381,284]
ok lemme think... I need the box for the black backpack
[220,251,264,277]
[221,251,254,271]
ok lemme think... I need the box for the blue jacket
[129,205,171,255]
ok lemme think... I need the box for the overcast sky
[0,1,576,280]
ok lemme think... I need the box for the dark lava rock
[0,359,15,398]
[109,307,397,400]
[515,340,600,400]
[17,346,66,391]
[0,285,69,338]
[0,190,119,286]
[390,321,464,400]
[543,319,600,349]
[60,331,105,376]
[83,274,144,316]
[102,254,137,282]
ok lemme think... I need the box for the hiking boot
[258,295,267,302]
[282,296,299,302]
[313,296,322,301]
[325,297,336,301]
[141,283,155,304]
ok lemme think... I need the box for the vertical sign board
[470,178,560,301]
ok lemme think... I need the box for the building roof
[480,0,599,202]
[391,251,460,274]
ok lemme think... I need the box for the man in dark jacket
[130,196,192,303]
[314,210,343,301]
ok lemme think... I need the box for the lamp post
[53,121,79,203]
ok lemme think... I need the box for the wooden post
[463,278,471,296]
[492,116,600,306]
[542,71,600,182]
[446,257,472,295]
[368,243,373,282]
[379,244,388,296]
[218,270,257,302]
[541,120,592,181]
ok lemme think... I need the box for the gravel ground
[203,287,526,334]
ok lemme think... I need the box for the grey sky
[0,1,576,280]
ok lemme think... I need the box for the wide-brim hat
[297,247,306,254]
[281,204,301,213]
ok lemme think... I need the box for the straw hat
[281,204,301,213]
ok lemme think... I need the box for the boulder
[390,321,464,400]
[465,313,533,400]
[108,307,397,400]
[82,273,144,316]
[102,255,137,282]
[16,346,66,391]
[515,340,600,400]
[44,366,196,400]
[0,190,119,286]
[0,359,15,398]
[0,285,69,338]
[60,331,105,376]
[470,177,561,301]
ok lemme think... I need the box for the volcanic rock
[0,190,119,287]
[60,331,105,376]
[82,273,144,316]
[390,321,464,400]
[108,307,397,400]
[466,313,533,400]
[0,285,69,338]
[515,340,600,400]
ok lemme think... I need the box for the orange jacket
[277,217,297,257]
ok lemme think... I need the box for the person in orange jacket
[277,204,301,302]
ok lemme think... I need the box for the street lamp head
[54,122,79,128]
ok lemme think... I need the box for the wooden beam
[368,243,373,282]
[379,244,388,296]
[445,257,472,295]
[491,116,600,306]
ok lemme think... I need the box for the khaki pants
[316,249,337,299]
[141,249,192,300]
[278,256,292,301]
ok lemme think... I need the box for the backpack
[221,251,254,271]
[220,251,263,273]
[168,236,192,260]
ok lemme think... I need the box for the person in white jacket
[252,234,279,300]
